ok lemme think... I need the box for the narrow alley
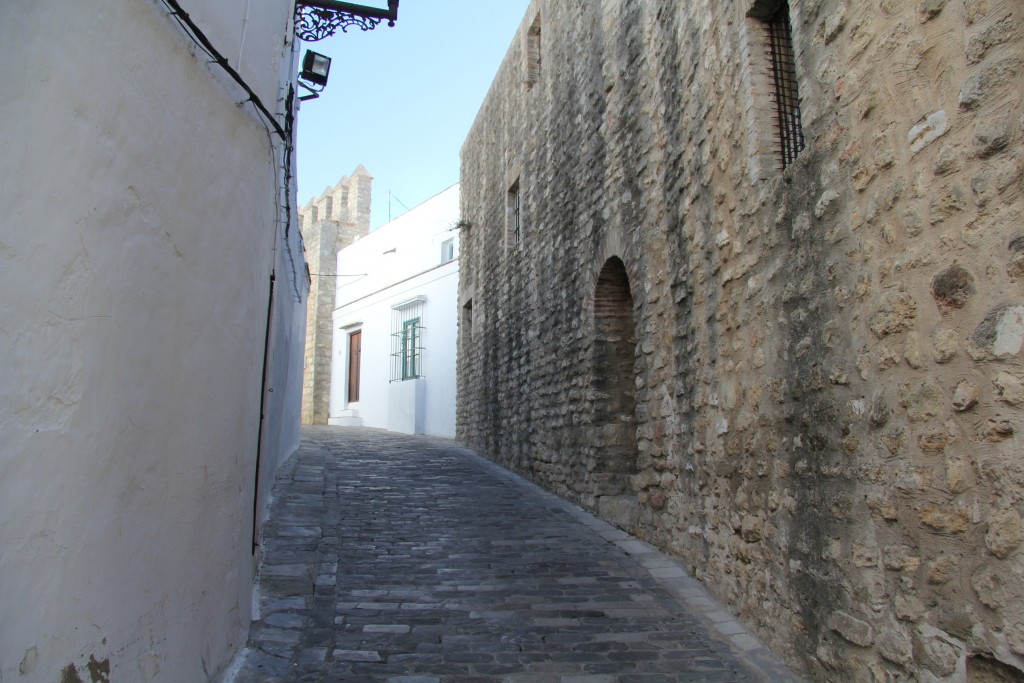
[229,427,803,683]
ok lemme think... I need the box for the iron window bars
[508,181,521,245]
[390,298,425,382]
[764,2,804,168]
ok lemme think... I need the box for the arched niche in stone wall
[590,255,639,530]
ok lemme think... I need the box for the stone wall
[300,166,372,424]
[458,1,1024,680]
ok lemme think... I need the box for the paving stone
[226,427,805,682]
[333,649,383,662]
[263,612,305,629]
[364,624,413,634]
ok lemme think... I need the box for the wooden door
[348,331,362,403]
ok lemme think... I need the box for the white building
[0,2,307,681]
[329,185,460,437]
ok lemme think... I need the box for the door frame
[346,328,362,405]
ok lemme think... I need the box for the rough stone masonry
[300,166,372,425]
[457,1,1024,681]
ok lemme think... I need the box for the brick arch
[590,256,639,525]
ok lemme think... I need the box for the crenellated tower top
[298,165,372,240]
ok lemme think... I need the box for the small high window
[441,238,455,264]
[507,179,522,246]
[763,2,804,167]
[526,13,541,89]
[745,0,805,173]
[462,299,473,344]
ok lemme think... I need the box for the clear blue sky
[296,0,532,229]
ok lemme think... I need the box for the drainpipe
[252,271,276,553]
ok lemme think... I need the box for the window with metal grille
[462,299,473,345]
[507,179,521,246]
[762,2,804,168]
[400,318,420,379]
[390,297,425,381]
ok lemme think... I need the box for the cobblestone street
[229,427,803,683]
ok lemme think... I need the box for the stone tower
[300,165,372,424]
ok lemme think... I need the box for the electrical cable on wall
[159,0,286,141]
[278,84,302,302]
[158,0,305,303]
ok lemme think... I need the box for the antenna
[388,190,410,222]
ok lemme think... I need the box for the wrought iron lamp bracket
[295,0,399,42]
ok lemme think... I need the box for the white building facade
[329,185,460,437]
[0,2,307,681]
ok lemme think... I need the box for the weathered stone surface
[852,543,880,568]
[963,0,989,24]
[959,57,1023,110]
[894,593,925,622]
[868,496,899,521]
[918,427,955,453]
[972,563,1024,609]
[916,625,963,677]
[934,143,961,176]
[877,626,913,666]
[1009,234,1024,279]
[946,457,973,494]
[969,305,1024,359]
[974,117,1015,158]
[456,3,1024,682]
[932,328,960,363]
[921,0,948,19]
[930,185,969,224]
[1009,622,1024,656]
[932,264,976,311]
[870,289,918,337]
[904,331,924,368]
[967,13,1015,63]
[982,419,1015,442]
[899,381,946,422]
[952,380,979,411]
[985,509,1023,559]
[994,371,1024,405]
[740,515,764,543]
[815,190,842,219]
[920,505,970,533]
[828,611,874,647]
[883,545,921,571]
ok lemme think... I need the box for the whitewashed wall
[329,186,460,437]
[0,2,304,682]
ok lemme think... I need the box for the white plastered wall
[0,1,303,681]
